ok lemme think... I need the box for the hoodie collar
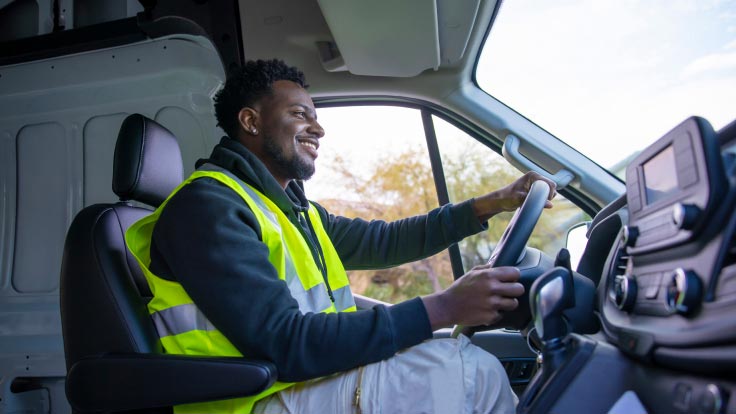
[195,137,310,215]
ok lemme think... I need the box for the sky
[476,0,736,169]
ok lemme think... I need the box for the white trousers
[252,335,518,414]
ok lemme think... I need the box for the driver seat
[60,113,276,413]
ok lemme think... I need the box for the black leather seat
[60,113,276,413]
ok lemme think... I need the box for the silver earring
[251,128,258,134]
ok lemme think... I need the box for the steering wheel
[453,180,551,337]
[487,180,551,267]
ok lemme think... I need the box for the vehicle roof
[241,0,498,101]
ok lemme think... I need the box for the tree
[315,145,586,303]
[442,146,520,269]
[317,148,452,302]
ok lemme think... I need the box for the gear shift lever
[530,249,576,374]
[519,250,600,414]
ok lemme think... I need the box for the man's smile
[297,137,319,156]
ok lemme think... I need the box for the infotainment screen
[643,145,678,205]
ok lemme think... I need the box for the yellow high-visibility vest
[126,163,356,413]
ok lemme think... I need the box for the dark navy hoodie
[149,136,487,382]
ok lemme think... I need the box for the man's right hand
[421,265,525,331]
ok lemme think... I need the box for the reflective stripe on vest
[332,285,355,314]
[151,303,216,337]
[125,165,355,413]
[200,163,355,313]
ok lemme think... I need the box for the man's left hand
[471,171,557,222]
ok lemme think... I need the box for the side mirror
[565,221,590,271]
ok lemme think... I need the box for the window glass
[308,106,453,303]
[433,115,588,270]
[477,0,735,176]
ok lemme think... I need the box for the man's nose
[309,120,325,138]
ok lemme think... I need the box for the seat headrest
[113,114,183,207]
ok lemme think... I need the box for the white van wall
[0,34,225,413]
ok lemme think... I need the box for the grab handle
[502,135,575,189]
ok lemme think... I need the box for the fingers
[493,296,520,312]
[470,285,523,326]
[488,265,521,282]
[491,280,525,298]
[470,264,520,282]
[466,266,524,297]
[439,265,528,327]
[522,171,557,202]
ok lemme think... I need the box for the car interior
[0,0,734,413]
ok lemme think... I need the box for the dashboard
[602,117,736,356]
[519,116,736,414]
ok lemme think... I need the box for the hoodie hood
[195,136,310,216]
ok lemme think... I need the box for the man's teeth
[299,141,317,150]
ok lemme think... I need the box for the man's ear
[237,107,259,136]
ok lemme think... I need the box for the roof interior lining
[316,0,481,77]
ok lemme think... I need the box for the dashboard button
[644,283,659,299]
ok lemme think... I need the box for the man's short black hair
[214,59,307,138]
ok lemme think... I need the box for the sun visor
[316,0,480,77]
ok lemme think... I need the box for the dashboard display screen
[643,145,679,205]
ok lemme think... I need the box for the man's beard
[263,136,316,181]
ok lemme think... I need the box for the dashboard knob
[698,384,726,414]
[613,274,637,311]
[666,268,702,315]
[622,225,639,247]
[672,203,701,230]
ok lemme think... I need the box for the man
[126,59,556,413]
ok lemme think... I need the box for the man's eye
[294,111,306,118]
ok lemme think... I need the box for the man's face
[253,80,324,186]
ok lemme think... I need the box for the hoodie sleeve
[149,178,432,382]
[313,200,488,270]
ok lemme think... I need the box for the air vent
[607,238,631,305]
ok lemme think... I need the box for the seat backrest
[60,113,183,369]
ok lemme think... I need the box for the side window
[309,106,453,303]
[307,106,589,304]
[433,115,588,270]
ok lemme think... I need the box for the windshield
[477,0,736,175]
